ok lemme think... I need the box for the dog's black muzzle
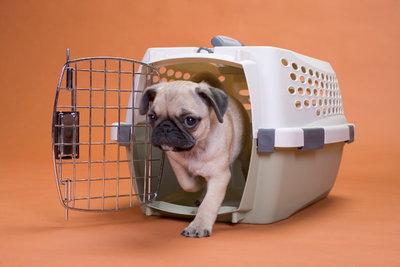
[151,120,195,152]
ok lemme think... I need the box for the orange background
[1,0,399,266]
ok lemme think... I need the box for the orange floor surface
[1,154,399,266]
[1,1,400,266]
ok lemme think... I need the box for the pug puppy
[139,73,251,237]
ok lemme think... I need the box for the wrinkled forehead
[151,82,207,116]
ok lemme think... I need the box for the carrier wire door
[52,50,163,219]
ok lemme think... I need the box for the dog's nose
[159,121,175,134]
[161,124,172,133]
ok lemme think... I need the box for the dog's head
[139,81,229,152]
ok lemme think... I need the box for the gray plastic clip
[257,129,275,153]
[347,124,355,144]
[299,128,325,151]
[118,126,131,146]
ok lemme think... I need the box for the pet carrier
[53,36,355,223]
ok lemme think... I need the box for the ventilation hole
[288,86,295,95]
[324,99,328,106]
[321,82,324,88]
[167,69,174,76]
[315,80,319,87]
[325,90,329,97]
[292,63,298,70]
[243,103,251,110]
[322,108,327,115]
[320,90,324,97]
[304,100,310,108]
[321,73,325,80]
[301,66,307,73]
[298,87,304,95]
[312,99,317,107]
[319,99,323,106]
[239,89,250,96]
[309,69,314,76]
[316,71,320,78]
[295,100,302,109]
[313,89,318,96]
[281,58,289,66]
[300,76,306,83]
[183,73,191,79]
[159,67,166,74]
[306,88,311,96]
[328,107,331,114]
[316,109,321,116]
[308,78,313,85]
[290,73,297,81]
[218,76,225,82]
[175,71,182,78]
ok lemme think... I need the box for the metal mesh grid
[52,52,163,217]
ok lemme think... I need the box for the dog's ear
[195,82,229,123]
[190,71,223,89]
[139,84,163,115]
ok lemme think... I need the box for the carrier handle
[211,36,245,47]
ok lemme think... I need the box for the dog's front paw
[181,224,211,238]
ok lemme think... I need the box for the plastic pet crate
[52,36,355,224]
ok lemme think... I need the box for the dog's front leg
[181,169,231,237]
[168,156,206,192]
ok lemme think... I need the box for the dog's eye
[184,117,197,128]
[148,114,157,124]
